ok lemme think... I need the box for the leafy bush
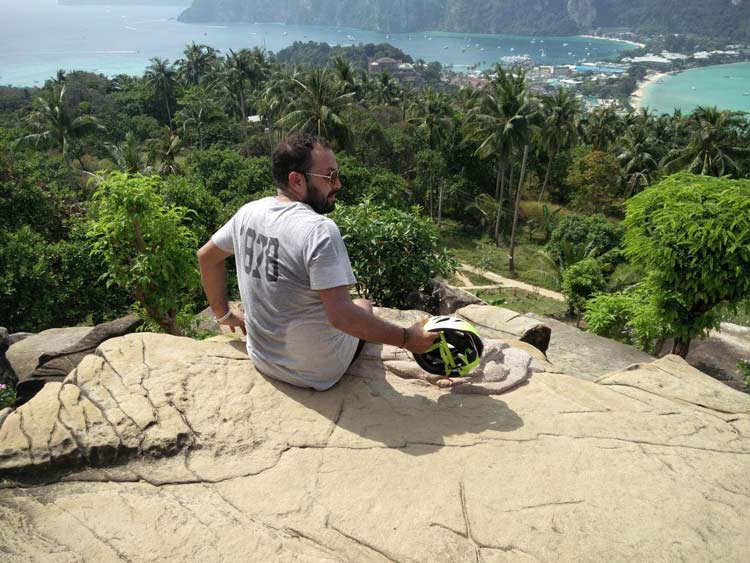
[561,257,606,324]
[338,155,409,208]
[624,172,750,355]
[566,149,622,214]
[547,214,623,265]
[737,360,750,389]
[87,172,200,335]
[333,200,457,308]
[584,284,668,354]
[159,175,223,242]
[0,223,128,333]
[185,149,272,207]
[0,383,15,409]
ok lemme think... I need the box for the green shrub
[159,175,223,242]
[333,200,457,308]
[0,383,15,409]
[547,214,623,265]
[185,149,272,207]
[737,360,750,389]
[87,172,200,335]
[0,223,128,333]
[624,172,750,356]
[561,257,606,324]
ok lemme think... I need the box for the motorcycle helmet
[413,316,483,377]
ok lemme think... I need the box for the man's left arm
[318,286,436,353]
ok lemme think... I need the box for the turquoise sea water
[0,0,634,86]
[639,62,750,114]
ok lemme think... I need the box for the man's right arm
[197,241,246,334]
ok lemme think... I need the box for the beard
[305,184,335,214]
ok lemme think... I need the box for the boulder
[0,327,16,388]
[6,327,92,399]
[660,323,750,392]
[528,314,654,380]
[9,316,142,406]
[0,306,749,563]
[457,305,552,353]
[406,280,486,316]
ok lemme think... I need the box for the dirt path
[460,263,565,302]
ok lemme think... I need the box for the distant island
[178,0,750,40]
[59,1,189,5]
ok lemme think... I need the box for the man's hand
[218,311,247,335]
[403,319,438,354]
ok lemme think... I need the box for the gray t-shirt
[212,196,359,390]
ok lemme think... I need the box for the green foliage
[0,383,15,409]
[159,175,224,241]
[624,172,750,352]
[546,214,623,265]
[185,149,272,211]
[0,223,128,333]
[561,257,606,322]
[566,149,622,214]
[338,156,409,208]
[584,283,668,353]
[333,200,457,308]
[87,172,200,335]
[275,41,413,70]
[736,360,750,390]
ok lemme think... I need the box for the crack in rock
[329,523,412,563]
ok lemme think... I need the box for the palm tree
[408,87,454,218]
[407,86,453,151]
[144,57,178,127]
[368,71,402,107]
[537,87,579,202]
[276,67,355,148]
[578,105,621,151]
[16,85,105,168]
[332,55,358,95]
[495,68,539,274]
[221,48,270,150]
[105,131,146,173]
[616,123,662,197]
[260,67,302,142]
[466,82,515,243]
[146,126,183,176]
[175,86,223,150]
[177,42,218,87]
[661,106,747,177]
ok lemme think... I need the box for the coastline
[578,34,645,49]
[630,70,676,108]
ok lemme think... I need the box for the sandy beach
[579,34,646,49]
[630,71,674,108]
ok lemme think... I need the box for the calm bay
[0,0,634,86]
[639,62,750,115]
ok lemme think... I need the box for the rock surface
[528,314,654,380]
[6,327,92,388]
[1,306,749,563]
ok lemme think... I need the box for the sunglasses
[304,169,340,186]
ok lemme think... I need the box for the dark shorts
[347,339,367,368]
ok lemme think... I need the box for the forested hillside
[178,0,750,40]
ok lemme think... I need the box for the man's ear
[287,171,306,198]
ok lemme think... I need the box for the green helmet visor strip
[426,330,479,377]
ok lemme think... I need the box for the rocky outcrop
[1,305,749,562]
[566,0,596,27]
[6,327,92,398]
[7,316,142,406]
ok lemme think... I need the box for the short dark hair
[272,132,331,189]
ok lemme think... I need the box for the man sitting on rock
[197,132,437,391]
